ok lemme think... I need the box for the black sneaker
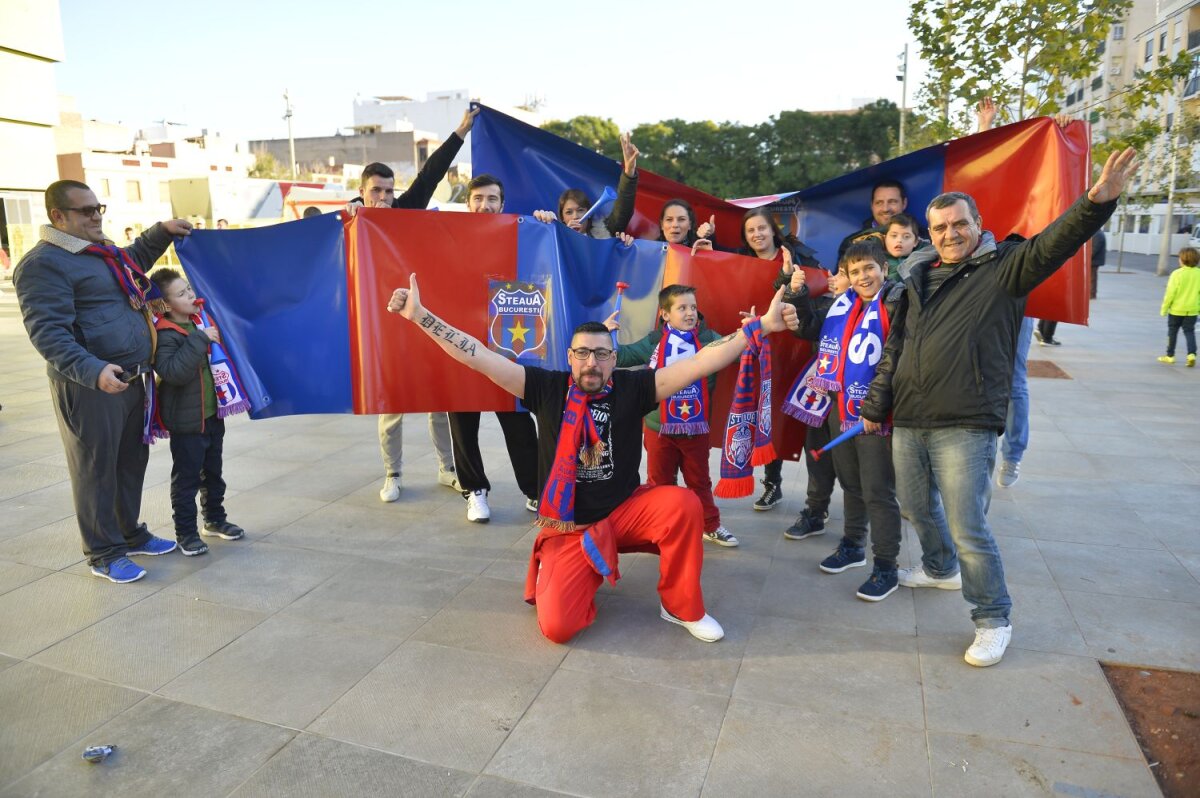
[752,480,783,511]
[819,541,867,573]
[178,535,209,557]
[1045,337,1062,346]
[856,559,899,601]
[201,521,245,540]
[784,508,828,540]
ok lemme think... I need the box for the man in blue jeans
[860,146,1138,667]
[997,317,1033,488]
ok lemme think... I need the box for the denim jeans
[1166,314,1197,357]
[893,426,1012,628]
[1001,317,1033,464]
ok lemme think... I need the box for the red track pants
[524,485,707,644]
[642,425,721,533]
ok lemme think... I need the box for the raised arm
[654,285,797,401]
[386,273,526,398]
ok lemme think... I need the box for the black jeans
[764,418,836,511]
[828,406,902,563]
[1166,314,1197,357]
[169,417,227,538]
[1037,318,1058,342]
[447,411,539,499]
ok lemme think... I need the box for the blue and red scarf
[84,243,158,310]
[536,378,611,532]
[651,324,709,436]
[714,318,775,498]
[785,289,891,433]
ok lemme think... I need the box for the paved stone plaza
[0,267,1196,797]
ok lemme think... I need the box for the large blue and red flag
[175,107,1090,464]
[177,212,815,458]
[471,105,1092,324]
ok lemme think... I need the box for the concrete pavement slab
[486,669,726,797]
[228,732,475,798]
[159,614,399,729]
[311,640,554,772]
[0,696,294,798]
[0,662,143,789]
[31,591,266,691]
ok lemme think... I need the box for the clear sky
[57,0,927,141]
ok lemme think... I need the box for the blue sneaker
[90,556,147,583]
[127,534,177,556]
[819,540,866,573]
[856,559,899,601]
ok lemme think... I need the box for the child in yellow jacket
[1158,246,1200,367]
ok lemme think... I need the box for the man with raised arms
[386,276,799,643]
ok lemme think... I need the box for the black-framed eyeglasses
[569,347,615,362]
[62,205,106,217]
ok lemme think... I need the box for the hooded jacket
[153,316,214,434]
[861,195,1116,431]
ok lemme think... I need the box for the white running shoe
[660,605,724,642]
[525,497,538,513]
[996,460,1020,488]
[964,625,1013,667]
[379,474,401,502]
[466,489,491,523]
[437,468,461,491]
[898,567,962,590]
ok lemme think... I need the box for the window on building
[1113,24,1124,40]
[1167,112,1174,130]
[1145,39,1153,61]
[99,178,111,197]
[1160,32,1168,52]
[126,180,142,202]
[1138,215,1151,234]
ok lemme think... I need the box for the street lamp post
[897,44,909,153]
[283,90,297,180]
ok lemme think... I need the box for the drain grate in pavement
[1101,663,1200,797]
[1028,359,1071,379]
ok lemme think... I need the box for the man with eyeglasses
[387,273,799,643]
[858,147,1139,667]
[14,180,193,584]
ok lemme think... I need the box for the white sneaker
[437,468,461,491]
[466,489,491,523]
[703,526,740,547]
[996,460,1020,488]
[379,474,401,502]
[898,567,962,590]
[660,605,724,642]
[525,497,538,513]
[964,624,1012,667]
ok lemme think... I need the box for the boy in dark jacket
[784,240,906,600]
[609,285,738,547]
[150,268,246,555]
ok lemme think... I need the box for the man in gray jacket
[14,180,193,583]
[860,147,1138,667]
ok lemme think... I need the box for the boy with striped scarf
[149,268,250,556]
[609,285,738,547]
[783,240,906,601]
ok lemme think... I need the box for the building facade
[0,0,63,265]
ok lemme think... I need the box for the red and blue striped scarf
[652,324,709,436]
[84,244,157,309]
[714,318,775,497]
[536,378,611,531]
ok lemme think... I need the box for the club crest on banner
[488,280,549,360]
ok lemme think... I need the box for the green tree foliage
[248,151,290,179]
[540,102,901,198]
[908,0,1133,135]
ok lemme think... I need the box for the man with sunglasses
[14,180,193,584]
[387,273,799,643]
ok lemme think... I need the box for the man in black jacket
[346,107,479,503]
[860,147,1138,667]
